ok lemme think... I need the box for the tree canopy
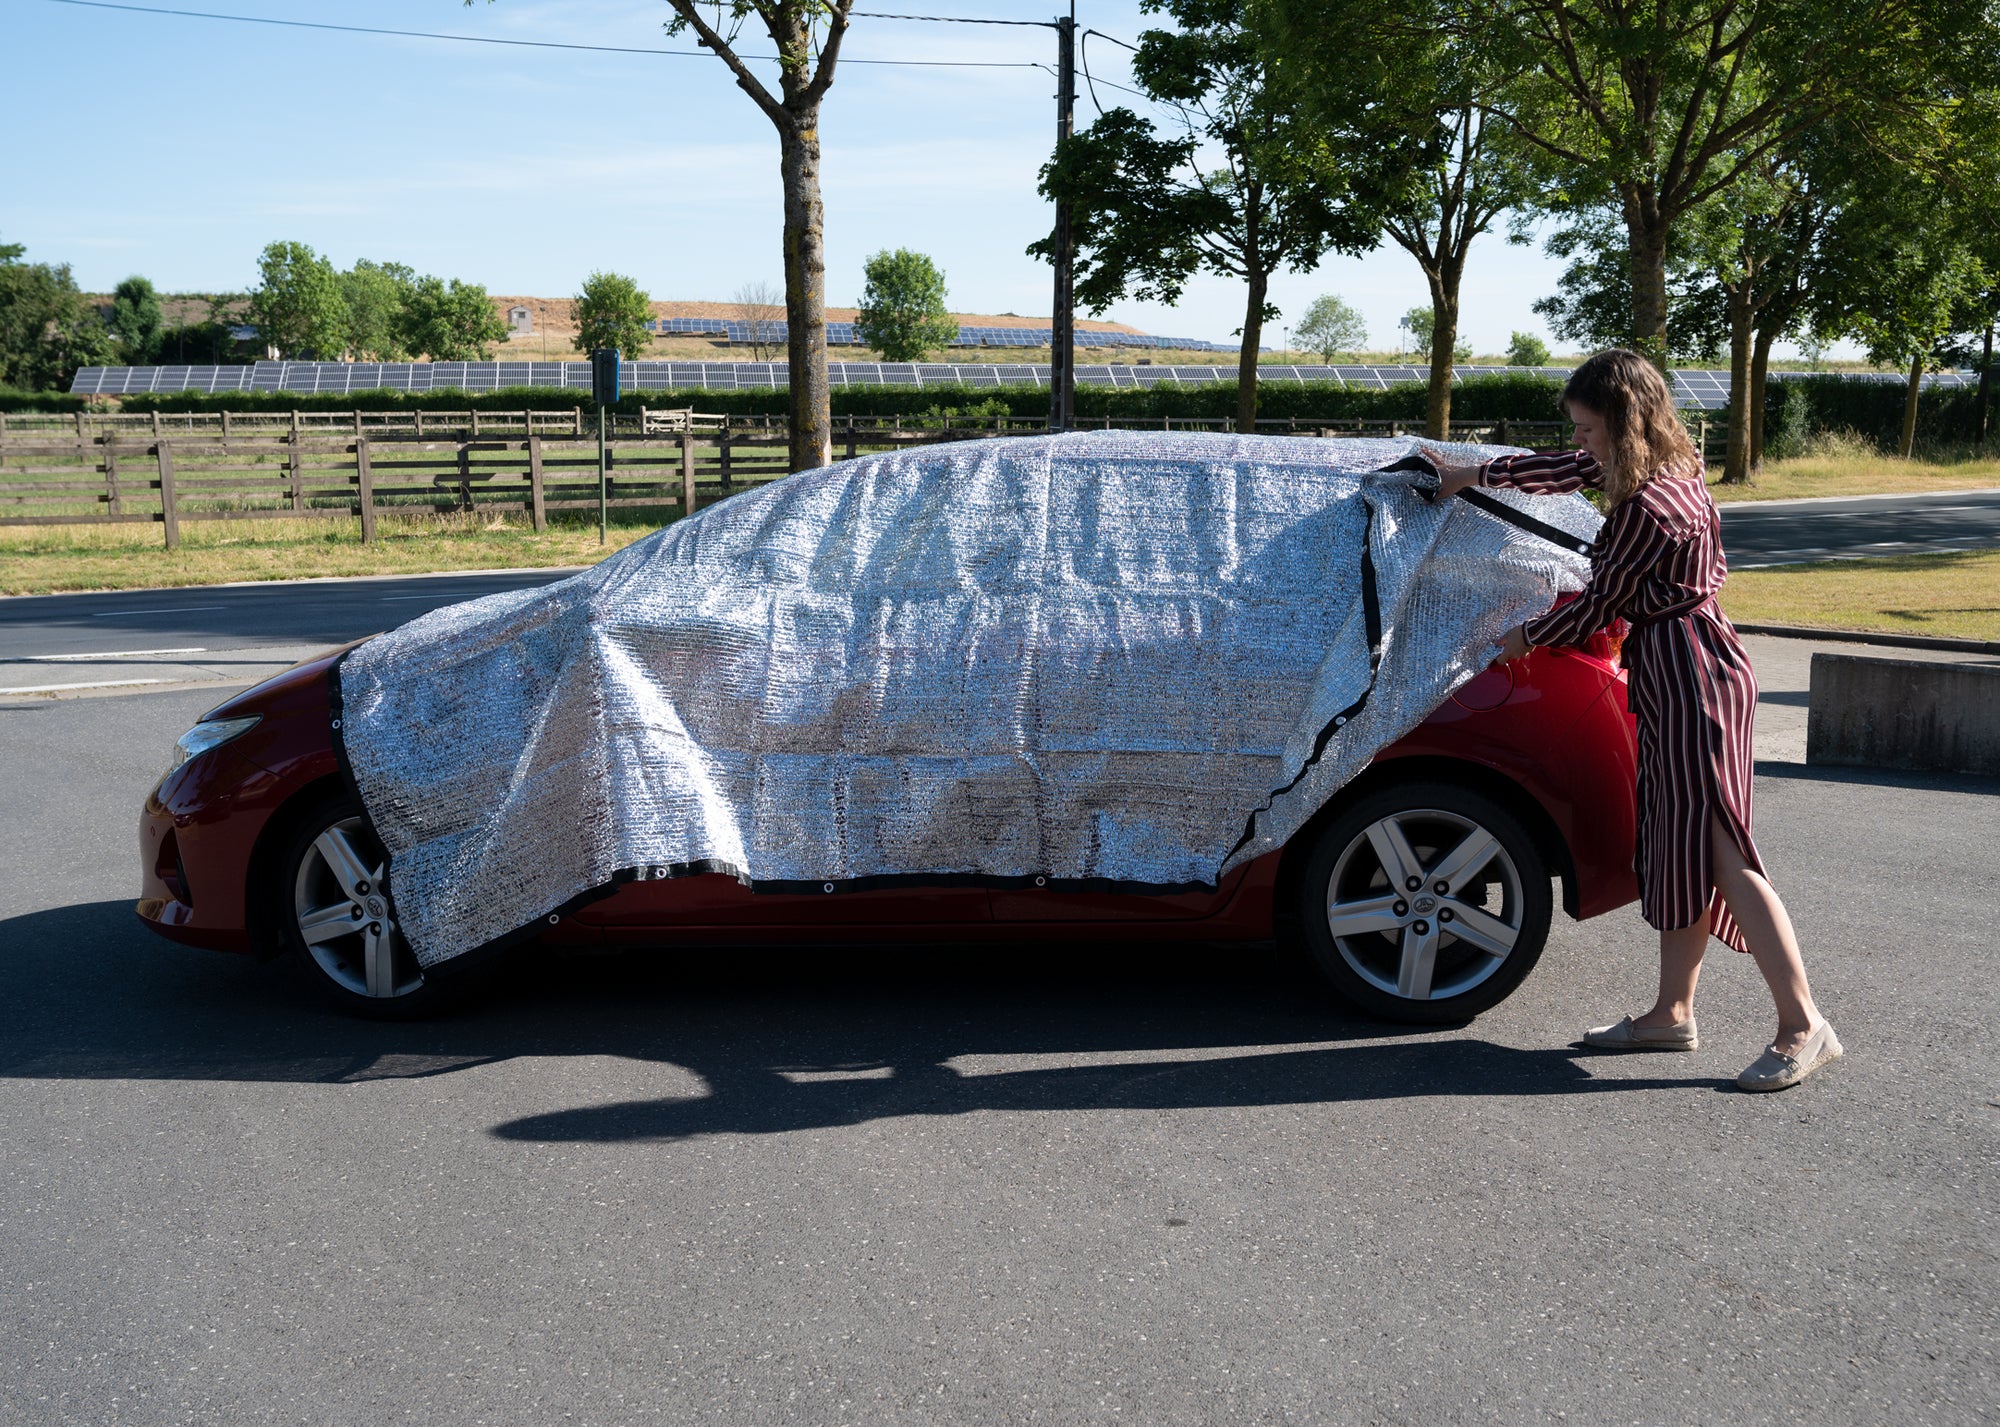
[570,271,653,360]
[1293,294,1368,361]
[0,238,113,390]
[401,275,508,362]
[248,240,347,360]
[854,249,957,362]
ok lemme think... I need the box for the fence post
[845,416,857,461]
[354,409,363,438]
[415,409,425,439]
[156,441,179,550]
[104,441,122,518]
[356,438,376,543]
[528,435,547,532]
[288,410,305,512]
[222,409,232,442]
[573,406,582,437]
[151,409,161,437]
[457,440,473,511]
[681,429,697,518]
[471,408,480,438]
[76,410,85,439]
[719,426,734,490]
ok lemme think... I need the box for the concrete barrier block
[1807,654,2000,776]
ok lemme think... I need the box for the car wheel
[1291,781,1552,1024]
[270,791,445,1018]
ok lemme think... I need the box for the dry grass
[1719,550,2000,641]
[1706,441,2000,503]
[0,510,652,596]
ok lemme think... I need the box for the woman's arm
[1479,448,1603,495]
[1420,445,1603,499]
[1522,502,1667,647]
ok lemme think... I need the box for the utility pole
[1048,5,1076,432]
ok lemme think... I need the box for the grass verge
[0,510,649,596]
[1706,450,2000,503]
[1718,550,2000,642]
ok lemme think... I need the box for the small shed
[508,305,533,334]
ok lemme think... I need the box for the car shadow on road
[0,899,1712,1139]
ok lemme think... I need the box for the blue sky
[10,0,1620,355]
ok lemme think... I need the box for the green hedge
[106,373,1568,422]
[1763,373,1995,454]
[0,386,88,413]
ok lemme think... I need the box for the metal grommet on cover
[823,882,835,893]
[1334,715,1346,727]
[330,718,342,730]
[1034,875,1046,887]
[547,913,560,924]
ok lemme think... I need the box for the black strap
[1458,486,1597,556]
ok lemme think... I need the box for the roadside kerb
[1807,653,2000,776]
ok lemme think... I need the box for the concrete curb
[1732,622,2000,656]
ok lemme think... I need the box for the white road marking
[21,647,208,662]
[3,678,171,694]
[88,605,226,617]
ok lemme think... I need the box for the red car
[138,609,1637,1023]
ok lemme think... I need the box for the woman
[1426,349,1839,1091]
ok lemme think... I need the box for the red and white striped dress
[1480,447,1763,951]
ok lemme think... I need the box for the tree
[1263,0,1540,433]
[248,240,347,360]
[1404,304,1471,363]
[1530,206,1721,361]
[1294,294,1368,361]
[0,239,114,390]
[732,279,784,361]
[571,271,653,360]
[1035,0,1395,432]
[341,260,416,361]
[664,1,855,470]
[107,276,165,364]
[1444,0,1990,367]
[400,276,509,362]
[853,249,957,362]
[1505,330,1550,367]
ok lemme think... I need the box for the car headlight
[167,716,261,777]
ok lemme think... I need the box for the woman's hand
[1493,624,1531,666]
[1415,442,1483,498]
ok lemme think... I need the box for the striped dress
[1480,448,1763,951]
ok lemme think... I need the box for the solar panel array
[642,317,1238,351]
[67,361,1983,409]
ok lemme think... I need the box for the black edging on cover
[325,466,1590,977]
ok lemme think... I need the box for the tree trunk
[1719,281,1753,484]
[1425,277,1459,440]
[1624,200,1672,370]
[780,119,831,471]
[1748,325,1776,476]
[1235,269,1267,435]
[1978,321,1994,449]
[1900,352,1922,458]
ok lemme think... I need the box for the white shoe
[1582,1014,1699,1052]
[1737,1022,1842,1091]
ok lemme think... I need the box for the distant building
[508,305,533,335]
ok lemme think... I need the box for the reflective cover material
[335,432,1600,969]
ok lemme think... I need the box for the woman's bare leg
[1634,919,1709,1029]
[1707,813,1823,1056]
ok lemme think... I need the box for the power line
[851,10,1055,26]
[36,0,1047,68]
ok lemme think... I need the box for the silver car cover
[332,432,1601,970]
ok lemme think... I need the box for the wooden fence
[0,409,1582,547]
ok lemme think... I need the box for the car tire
[266,789,450,1019]
[1289,780,1553,1024]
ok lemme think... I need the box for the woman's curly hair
[1562,350,1701,506]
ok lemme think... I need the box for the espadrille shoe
[1582,1014,1700,1051]
[1737,1021,1843,1092]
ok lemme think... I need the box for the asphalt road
[1,675,1995,1423]
[1718,487,2000,568]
